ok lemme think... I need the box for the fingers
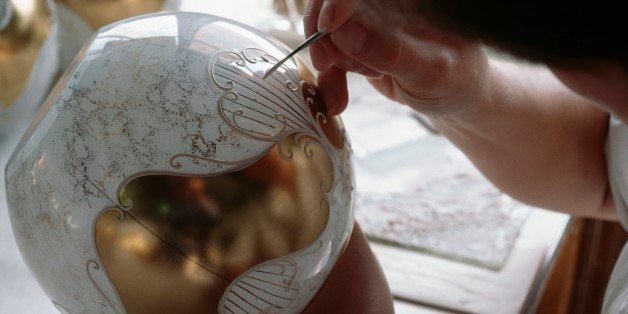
[303,0,322,36]
[317,66,349,115]
[335,57,383,78]
[317,0,359,33]
[304,0,327,68]
[330,18,406,76]
[304,0,340,71]
[312,37,341,71]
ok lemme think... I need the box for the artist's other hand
[304,0,489,116]
[304,223,394,313]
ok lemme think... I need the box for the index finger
[317,0,359,33]
[304,0,340,70]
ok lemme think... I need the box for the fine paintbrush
[263,31,327,79]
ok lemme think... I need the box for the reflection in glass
[55,0,165,29]
[0,0,51,110]
[96,135,334,313]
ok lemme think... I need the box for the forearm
[431,59,615,219]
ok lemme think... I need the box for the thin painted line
[231,291,263,312]
[214,67,311,128]
[239,280,292,301]
[234,283,274,306]
[244,275,297,291]
[225,299,248,314]
[214,66,312,127]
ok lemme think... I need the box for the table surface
[0,2,570,313]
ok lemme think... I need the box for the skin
[304,0,627,219]
[304,0,628,310]
[306,223,394,313]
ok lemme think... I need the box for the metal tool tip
[263,63,282,80]
[261,32,327,81]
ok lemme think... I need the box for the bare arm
[305,0,617,220]
[432,60,615,220]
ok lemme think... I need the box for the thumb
[329,16,464,86]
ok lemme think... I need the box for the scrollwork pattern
[207,49,345,163]
[86,207,127,313]
[169,154,254,168]
[206,48,351,313]
[95,47,352,314]
[210,51,245,91]
[242,47,277,64]
[218,258,300,313]
[86,259,117,311]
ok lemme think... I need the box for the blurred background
[1,1,626,313]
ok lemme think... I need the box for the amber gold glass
[0,0,51,109]
[95,130,335,313]
[56,0,164,29]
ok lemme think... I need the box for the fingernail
[318,2,335,32]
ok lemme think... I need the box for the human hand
[304,223,394,313]
[304,0,490,117]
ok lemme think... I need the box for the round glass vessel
[5,12,354,313]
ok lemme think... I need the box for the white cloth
[604,115,628,313]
